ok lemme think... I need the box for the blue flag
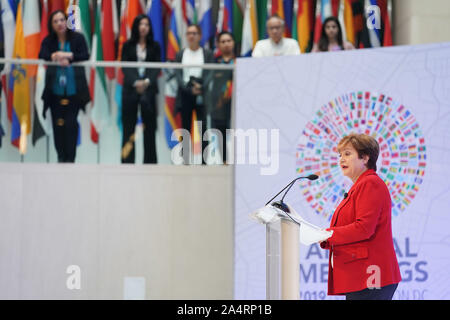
[148,0,166,61]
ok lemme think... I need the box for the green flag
[232,0,244,44]
[256,0,268,40]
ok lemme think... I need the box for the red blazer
[320,169,401,295]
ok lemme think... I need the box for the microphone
[265,174,319,207]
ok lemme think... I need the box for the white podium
[251,202,332,300]
[266,216,300,300]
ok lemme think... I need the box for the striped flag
[366,0,381,47]
[49,0,66,13]
[148,0,166,61]
[198,0,214,47]
[272,0,295,38]
[215,0,235,56]
[271,0,285,19]
[164,1,185,148]
[293,0,316,53]
[23,0,40,76]
[0,6,4,147]
[331,0,340,16]
[186,0,196,24]
[283,0,294,38]
[256,0,268,40]
[223,0,234,32]
[344,0,367,48]
[78,0,93,50]
[76,0,96,144]
[102,0,118,80]
[33,0,52,146]
[167,0,187,61]
[1,0,17,126]
[11,1,30,153]
[343,0,355,45]
[241,0,258,57]
[314,0,332,44]
[126,0,145,30]
[90,0,110,143]
[232,0,245,44]
[377,0,392,46]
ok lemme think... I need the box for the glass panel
[0,61,234,165]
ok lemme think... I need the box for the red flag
[126,0,145,30]
[331,0,340,17]
[101,0,117,80]
[40,0,49,40]
[378,0,392,46]
[49,0,66,13]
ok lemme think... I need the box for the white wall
[0,163,233,299]
[393,0,450,45]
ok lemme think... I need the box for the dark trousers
[346,283,398,300]
[50,100,79,163]
[121,93,157,164]
[210,119,229,164]
[179,91,207,164]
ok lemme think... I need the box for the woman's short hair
[187,23,202,35]
[217,31,235,43]
[337,133,380,171]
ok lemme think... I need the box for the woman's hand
[51,51,73,65]
[191,82,202,95]
[134,79,150,94]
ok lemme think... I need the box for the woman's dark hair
[318,16,344,52]
[130,14,154,44]
[216,31,236,57]
[48,10,73,39]
[217,31,235,43]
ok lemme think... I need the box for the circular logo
[296,92,426,221]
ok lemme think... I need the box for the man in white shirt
[174,24,214,164]
[252,15,301,57]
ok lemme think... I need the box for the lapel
[330,190,352,227]
[130,43,151,62]
[330,169,376,227]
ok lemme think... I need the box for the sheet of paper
[250,204,333,245]
[287,205,333,245]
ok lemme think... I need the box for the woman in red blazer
[320,133,401,300]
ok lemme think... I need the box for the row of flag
[0,0,392,155]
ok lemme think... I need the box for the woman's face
[139,18,151,38]
[324,20,339,40]
[218,34,235,55]
[338,143,369,183]
[52,12,67,35]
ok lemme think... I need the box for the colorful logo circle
[296,92,426,221]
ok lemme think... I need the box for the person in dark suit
[38,10,90,163]
[320,133,401,300]
[209,31,236,164]
[121,14,161,164]
[174,24,214,165]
